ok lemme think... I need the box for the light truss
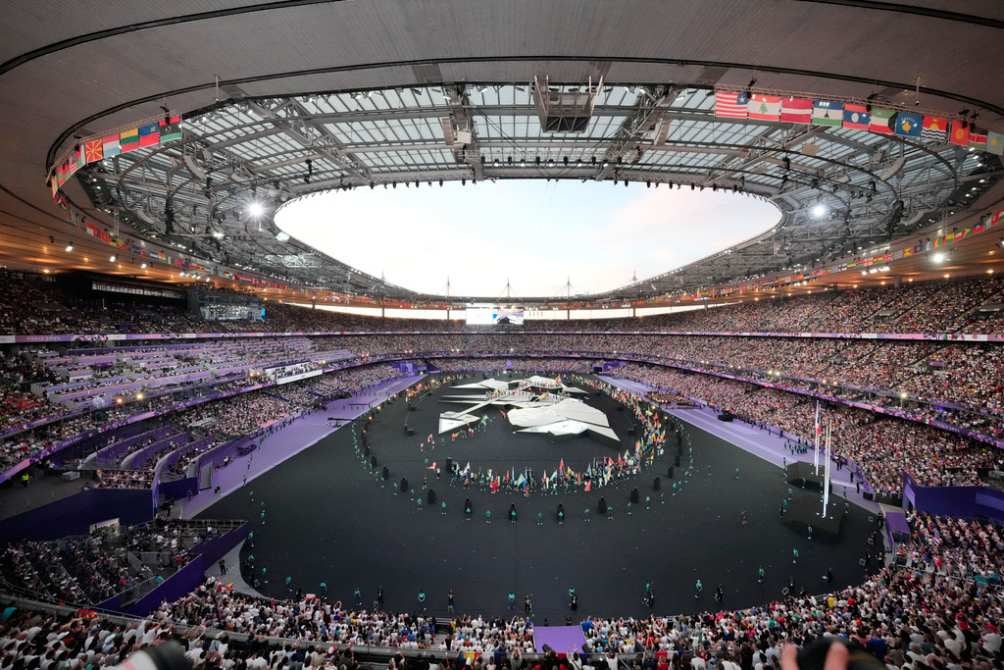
[78,83,1000,300]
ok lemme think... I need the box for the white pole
[822,420,832,517]
[813,401,821,475]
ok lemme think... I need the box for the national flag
[120,127,140,153]
[747,94,782,121]
[868,108,895,135]
[968,128,988,151]
[158,115,183,143]
[779,97,812,124]
[558,458,565,474]
[949,120,970,146]
[138,123,160,147]
[841,103,870,131]
[987,131,1004,156]
[811,100,843,127]
[83,139,103,164]
[102,134,121,158]
[714,89,749,119]
[893,111,923,138]
[921,115,948,143]
[62,147,83,182]
[49,174,59,199]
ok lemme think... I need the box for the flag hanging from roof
[968,128,988,151]
[842,103,870,131]
[921,115,948,143]
[987,131,1004,156]
[102,134,121,158]
[83,138,104,164]
[868,108,895,135]
[119,127,140,153]
[811,100,843,127]
[138,123,160,147]
[893,111,923,138]
[714,89,749,119]
[159,115,183,143]
[747,94,782,121]
[949,120,970,146]
[779,97,811,124]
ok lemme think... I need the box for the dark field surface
[201,376,876,620]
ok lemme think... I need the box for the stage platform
[786,462,825,492]
[782,493,845,537]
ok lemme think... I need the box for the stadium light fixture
[931,252,947,264]
[140,263,148,269]
[211,230,224,239]
[64,243,74,252]
[247,201,265,218]
[810,203,827,219]
[109,254,116,262]
[276,231,290,242]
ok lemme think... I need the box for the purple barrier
[884,511,911,544]
[89,426,174,466]
[96,522,250,616]
[534,626,587,654]
[157,477,197,502]
[901,474,1004,523]
[120,432,189,469]
[0,488,154,543]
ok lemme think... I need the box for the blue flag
[893,111,923,138]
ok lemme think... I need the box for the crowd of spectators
[615,364,1002,497]
[3,507,995,667]
[2,270,1003,337]
[897,512,1003,584]
[0,520,222,606]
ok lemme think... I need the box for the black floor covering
[199,376,878,621]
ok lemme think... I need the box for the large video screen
[465,306,525,325]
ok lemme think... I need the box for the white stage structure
[437,377,618,441]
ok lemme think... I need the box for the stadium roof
[1,1,1002,302]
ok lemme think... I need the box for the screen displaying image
[465,306,524,325]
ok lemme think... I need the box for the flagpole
[813,401,821,475]
[821,420,831,517]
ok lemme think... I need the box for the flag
[159,115,182,143]
[747,94,782,121]
[949,120,970,146]
[714,89,749,119]
[868,108,895,135]
[987,131,1004,156]
[893,111,923,138]
[921,115,948,143]
[842,103,870,131]
[119,127,140,153]
[969,128,988,151]
[426,461,437,471]
[83,139,103,164]
[558,458,565,474]
[779,97,812,124]
[138,123,160,147]
[811,100,843,127]
[102,134,121,158]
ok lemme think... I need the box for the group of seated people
[897,512,1003,584]
[0,520,225,607]
[2,270,1003,336]
[2,509,999,669]
[615,364,1002,498]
